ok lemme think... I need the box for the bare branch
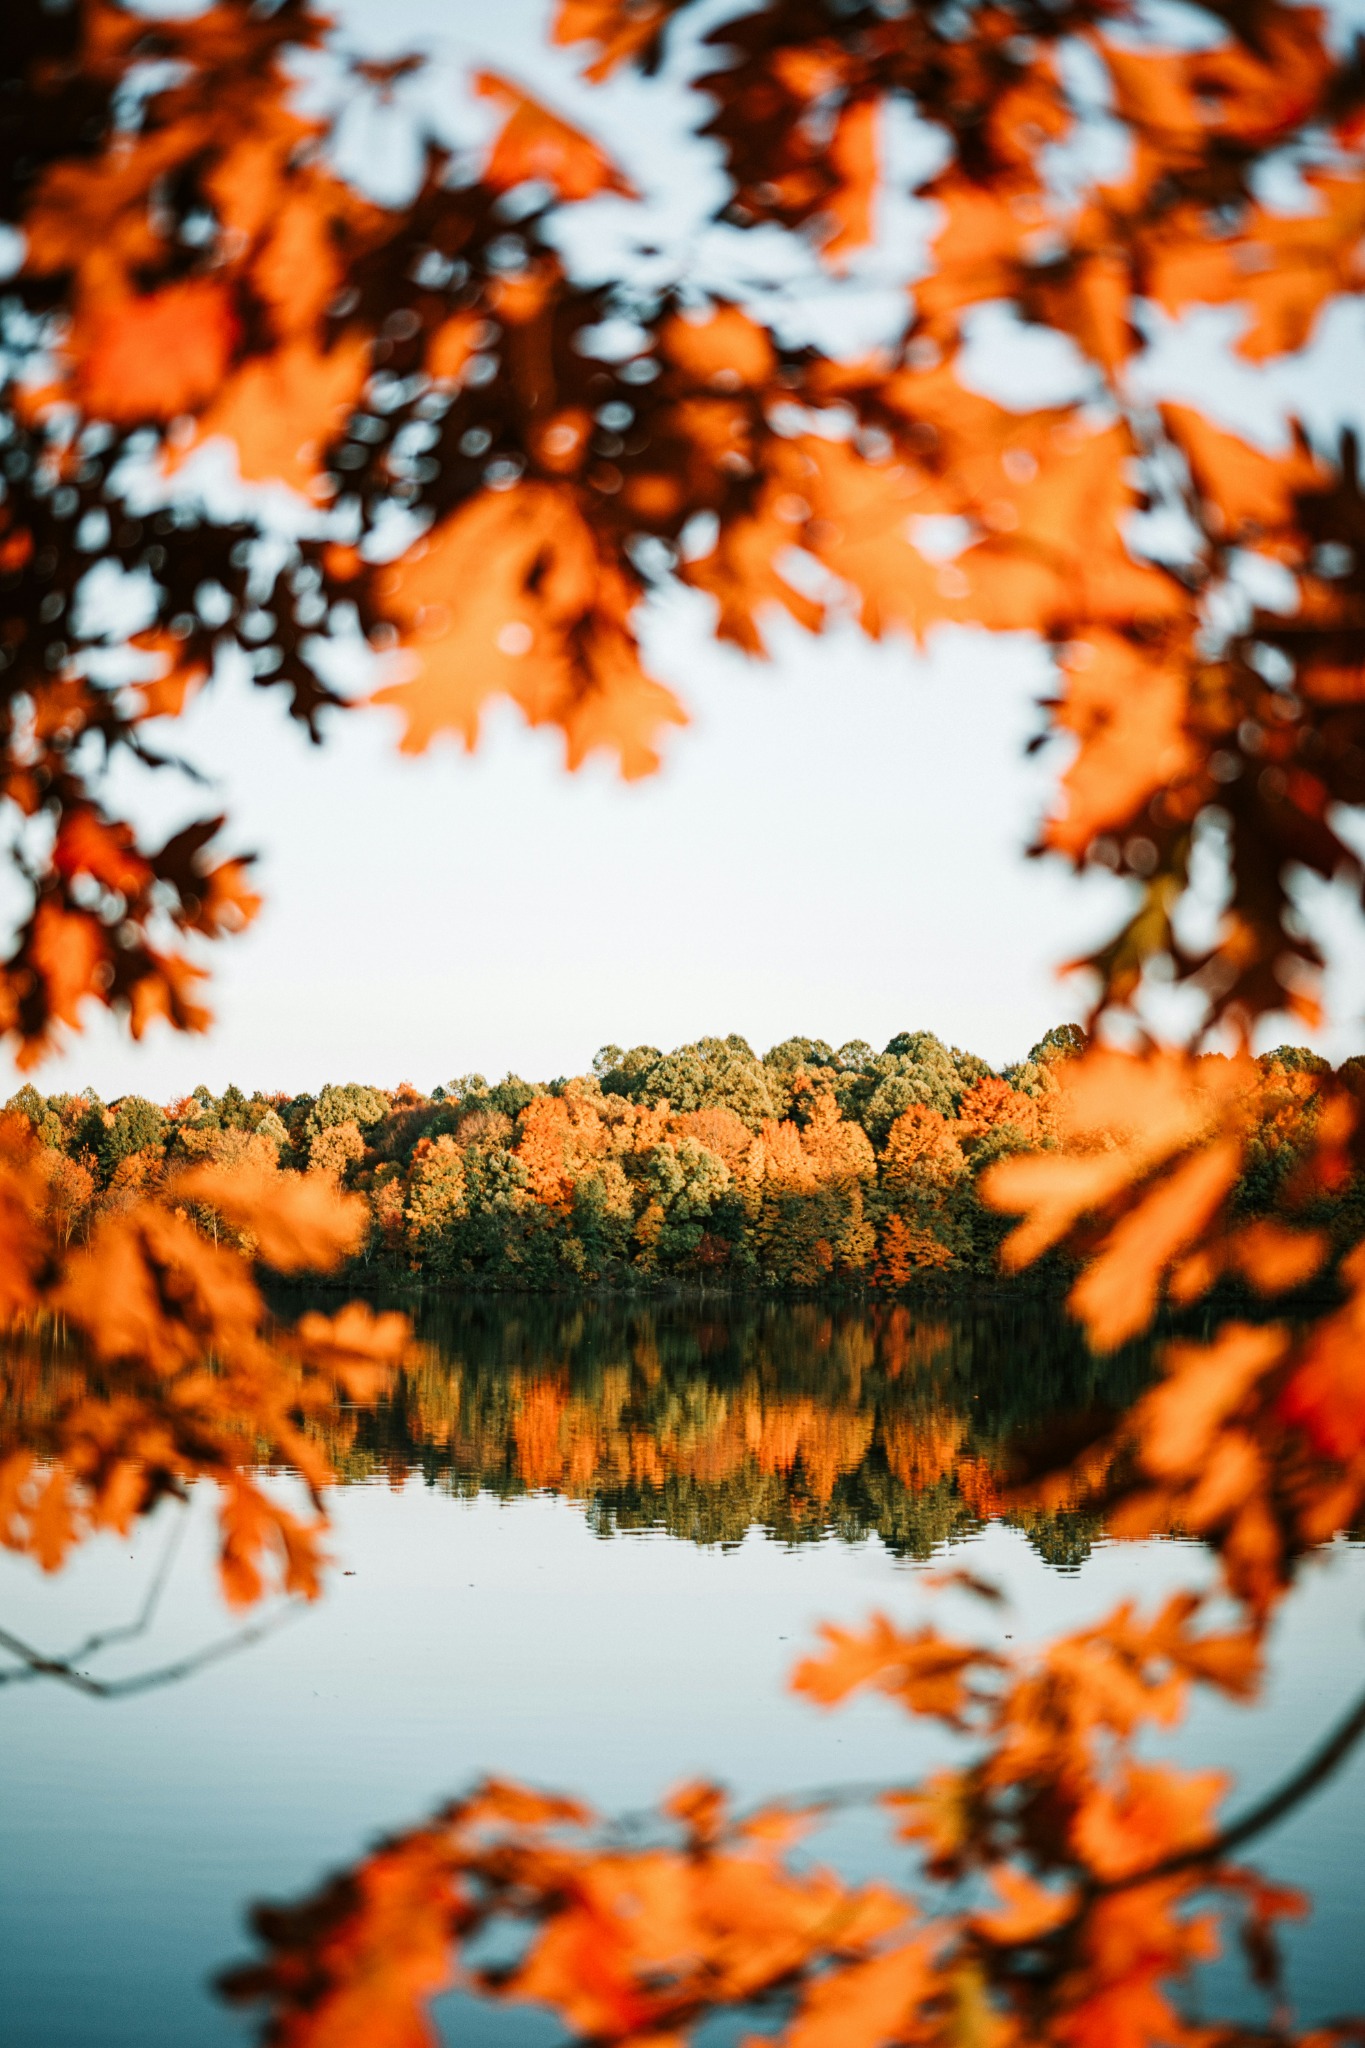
[0,1600,306,1698]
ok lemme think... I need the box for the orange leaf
[185,334,370,492]
[127,951,213,1040]
[552,0,669,80]
[821,98,879,269]
[27,900,105,1031]
[129,631,210,720]
[1138,1325,1288,1482]
[220,1481,327,1608]
[195,857,263,938]
[72,280,238,424]
[1279,1245,1365,1458]
[1068,1137,1243,1351]
[982,1149,1136,1269]
[973,1865,1073,1945]
[1228,1219,1328,1295]
[477,72,636,202]
[660,305,776,390]
[175,1163,369,1273]
[791,1615,988,1725]
[1043,632,1198,857]
[53,811,153,897]
[1071,1761,1224,1882]
[294,1302,412,1401]
[1161,405,1322,546]
[784,1935,935,2048]
[370,485,685,777]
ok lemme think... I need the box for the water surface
[2,1299,1362,2044]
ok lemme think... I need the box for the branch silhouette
[0,1603,306,1699]
[0,1505,306,1698]
[1081,1670,1365,1902]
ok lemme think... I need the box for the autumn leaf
[1161,406,1324,549]
[1278,1243,1365,1459]
[129,631,211,721]
[553,0,672,80]
[477,72,637,202]
[659,305,776,390]
[220,1481,328,1609]
[369,484,686,776]
[1068,1138,1243,1351]
[175,1162,369,1273]
[24,901,105,1039]
[293,1303,414,1402]
[193,857,263,939]
[1070,1762,1225,1883]
[783,1936,936,2048]
[120,956,208,1046]
[1148,172,1365,359]
[972,1866,1073,1946]
[72,281,239,424]
[1042,633,1198,860]
[1138,1326,1288,1484]
[983,1048,1253,1346]
[53,810,153,898]
[184,335,370,492]
[820,98,880,268]
[791,1615,992,1726]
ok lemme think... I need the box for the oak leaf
[175,1163,369,1273]
[972,1866,1073,1945]
[791,1615,991,1726]
[73,281,239,425]
[782,1935,936,2048]
[1278,1243,1365,1459]
[553,0,672,81]
[660,306,776,390]
[1067,1137,1243,1352]
[820,99,879,268]
[185,334,370,492]
[478,72,637,202]
[370,484,686,776]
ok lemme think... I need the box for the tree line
[10,1024,1363,1291]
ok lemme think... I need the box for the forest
[9,1025,1364,1291]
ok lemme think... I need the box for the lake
[2,1297,1363,2044]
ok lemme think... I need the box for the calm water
[2,1299,1363,2044]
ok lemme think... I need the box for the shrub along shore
[9,1028,1361,1293]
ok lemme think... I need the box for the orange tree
[5,0,1365,2041]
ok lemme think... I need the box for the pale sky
[9,0,1365,1102]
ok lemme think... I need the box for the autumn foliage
[3,0,1364,1059]
[5,0,1365,2041]
[0,1116,408,1605]
[13,1034,1365,1305]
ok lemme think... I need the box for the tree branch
[0,1601,306,1698]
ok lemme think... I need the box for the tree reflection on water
[320,1297,1157,1567]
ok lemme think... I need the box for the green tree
[627,1037,782,1130]
[99,1097,168,1180]
[764,1037,837,1074]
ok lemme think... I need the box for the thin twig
[0,1496,191,1687]
[598,1776,900,1846]
[603,1673,1365,1913]
[0,1600,307,1698]
[57,1500,191,1667]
